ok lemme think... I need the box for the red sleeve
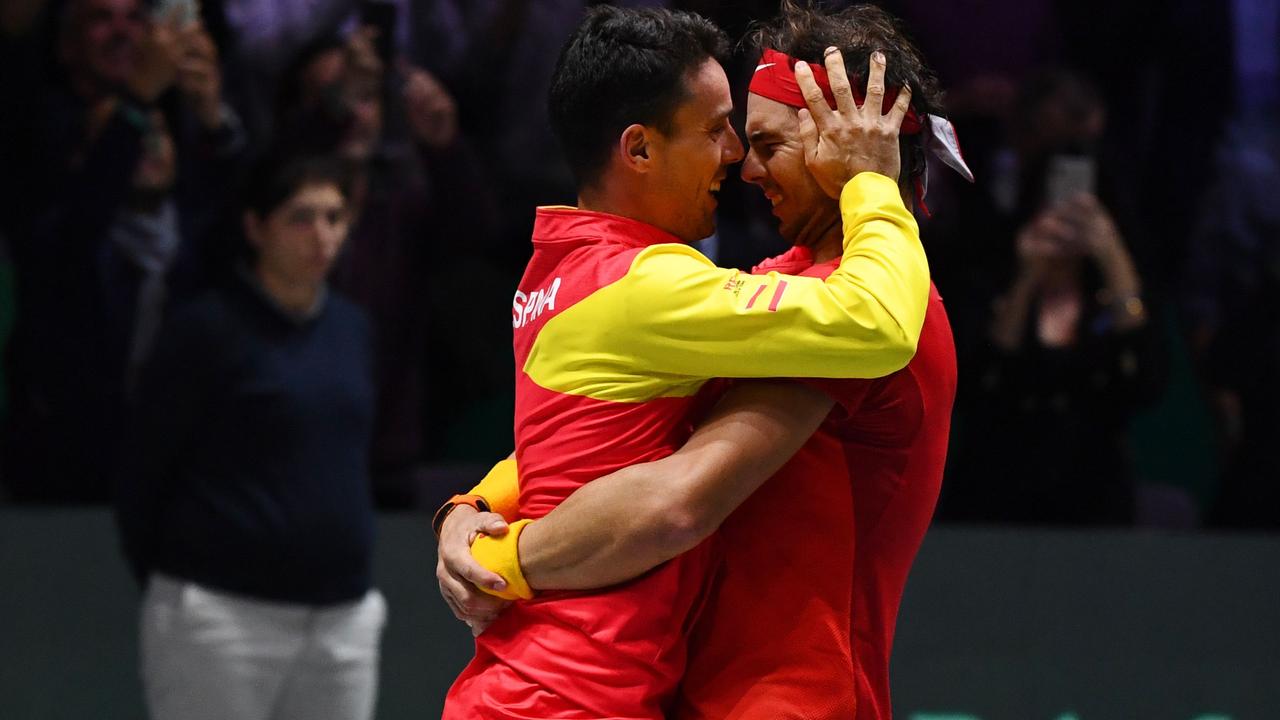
[799,377,875,422]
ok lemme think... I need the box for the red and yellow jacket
[443,172,928,720]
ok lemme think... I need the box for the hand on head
[793,47,913,197]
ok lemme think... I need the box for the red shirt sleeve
[799,377,875,422]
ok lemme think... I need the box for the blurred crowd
[0,0,1276,533]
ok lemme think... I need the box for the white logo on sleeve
[513,277,562,329]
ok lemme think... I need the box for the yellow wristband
[470,519,535,601]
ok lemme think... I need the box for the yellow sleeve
[467,456,520,522]
[528,172,929,392]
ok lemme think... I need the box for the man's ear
[618,123,652,174]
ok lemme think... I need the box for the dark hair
[746,1,945,184]
[548,5,730,188]
[243,150,350,219]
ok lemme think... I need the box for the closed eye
[753,142,780,159]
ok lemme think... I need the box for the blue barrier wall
[2,511,1278,719]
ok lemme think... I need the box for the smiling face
[741,92,840,249]
[646,58,744,242]
[65,0,147,91]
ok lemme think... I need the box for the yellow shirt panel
[524,172,929,402]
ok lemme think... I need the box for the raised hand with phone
[357,0,459,152]
[174,19,225,130]
[125,0,230,134]
[402,63,458,150]
[943,69,1164,527]
[124,12,180,104]
[997,184,1146,352]
[333,6,459,155]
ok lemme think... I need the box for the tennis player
[441,4,970,718]
[437,5,928,719]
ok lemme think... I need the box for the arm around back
[475,381,835,592]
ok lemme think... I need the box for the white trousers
[140,574,386,720]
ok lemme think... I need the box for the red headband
[748,48,922,135]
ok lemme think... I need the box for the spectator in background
[2,0,246,502]
[409,0,669,277]
[215,0,411,141]
[1190,125,1280,529]
[936,70,1166,525]
[1185,0,1280,528]
[116,152,384,720]
[0,0,53,233]
[0,231,11,440]
[275,28,505,502]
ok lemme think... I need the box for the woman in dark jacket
[936,69,1166,525]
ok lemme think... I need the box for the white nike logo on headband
[755,63,775,72]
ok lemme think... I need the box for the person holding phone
[270,19,505,505]
[2,0,246,502]
[936,68,1167,525]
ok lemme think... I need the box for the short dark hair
[243,150,350,219]
[548,5,730,188]
[746,1,945,184]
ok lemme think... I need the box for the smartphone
[1045,154,1096,206]
[152,0,198,26]
[360,0,397,67]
